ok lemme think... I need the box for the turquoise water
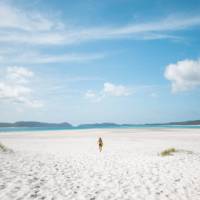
[0,125,200,132]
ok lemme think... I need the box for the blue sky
[0,0,200,124]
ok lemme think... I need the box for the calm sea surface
[0,125,200,133]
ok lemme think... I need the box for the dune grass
[160,148,176,156]
[160,148,194,157]
[0,142,13,153]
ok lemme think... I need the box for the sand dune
[0,128,200,200]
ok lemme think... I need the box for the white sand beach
[0,128,200,200]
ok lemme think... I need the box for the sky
[0,0,200,124]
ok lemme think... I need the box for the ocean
[0,125,200,132]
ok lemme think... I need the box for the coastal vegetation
[160,148,193,156]
[0,142,13,153]
[160,148,177,156]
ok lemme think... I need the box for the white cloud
[0,2,200,68]
[85,90,96,98]
[6,66,33,82]
[0,82,31,99]
[0,49,105,64]
[0,66,43,107]
[1,2,200,46]
[85,90,104,102]
[0,2,63,31]
[85,82,132,102]
[164,59,200,92]
[103,82,131,96]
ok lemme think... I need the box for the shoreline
[0,127,200,136]
[0,124,200,134]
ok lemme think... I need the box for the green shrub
[160,148,176,156]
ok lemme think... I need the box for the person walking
[98,137,103,152]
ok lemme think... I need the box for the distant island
[0,121,73,128]
[0,120,200,128]
[146,120,200,126]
